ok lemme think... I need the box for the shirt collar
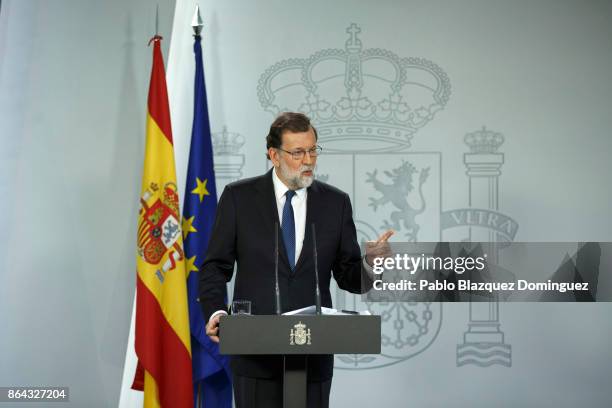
[272,167,307,201]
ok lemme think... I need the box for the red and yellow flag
[133,35,193,408]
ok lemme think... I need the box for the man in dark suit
[200,112,392,408]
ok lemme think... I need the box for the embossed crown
[212,126,245,155]
[257,24,451,152]
[464,126,504,153]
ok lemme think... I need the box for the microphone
[311,223,322,315]
[274,222,282,315]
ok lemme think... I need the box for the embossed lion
[366,161,430,241]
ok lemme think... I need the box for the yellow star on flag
[182,215,197,239]
[185,255,199,277]
[191,177,210,203]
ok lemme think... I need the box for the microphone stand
[275,222,282,315]
[311,223,322,315]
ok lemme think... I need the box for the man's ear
[268,147,280,167]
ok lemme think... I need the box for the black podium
[219,315,381,408]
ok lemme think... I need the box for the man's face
[269,128,317,190]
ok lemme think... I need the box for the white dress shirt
[271,167,307,265]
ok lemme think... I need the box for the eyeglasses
[277,145,323,160]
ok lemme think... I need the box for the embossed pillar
[457,127,511,367]
[464,127,504,252]
[212,126,245,185]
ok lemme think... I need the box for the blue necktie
[282,190,296,271]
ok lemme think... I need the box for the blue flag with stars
[182,34,232,408]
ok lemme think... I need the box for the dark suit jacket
[199,169,371,380]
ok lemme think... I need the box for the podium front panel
[219,315,380,355]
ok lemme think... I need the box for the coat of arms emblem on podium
[290,322,312,346]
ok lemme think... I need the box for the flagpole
[148,4,162,46]
[155,4,160,36]
[182,4,233,407]
[190,9,205,408]
[192,4,203,37]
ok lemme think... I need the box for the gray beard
[287,174,314,190]
[279,164,315,190]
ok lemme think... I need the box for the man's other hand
[365,229,394,266]
[206,313,222,343]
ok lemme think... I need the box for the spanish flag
[132,35,193,408]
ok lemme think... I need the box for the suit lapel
[255,169,292,273]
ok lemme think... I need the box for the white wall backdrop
[0,1,176,407]
[1,0,611,407]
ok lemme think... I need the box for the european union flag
[182,33,232,408]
